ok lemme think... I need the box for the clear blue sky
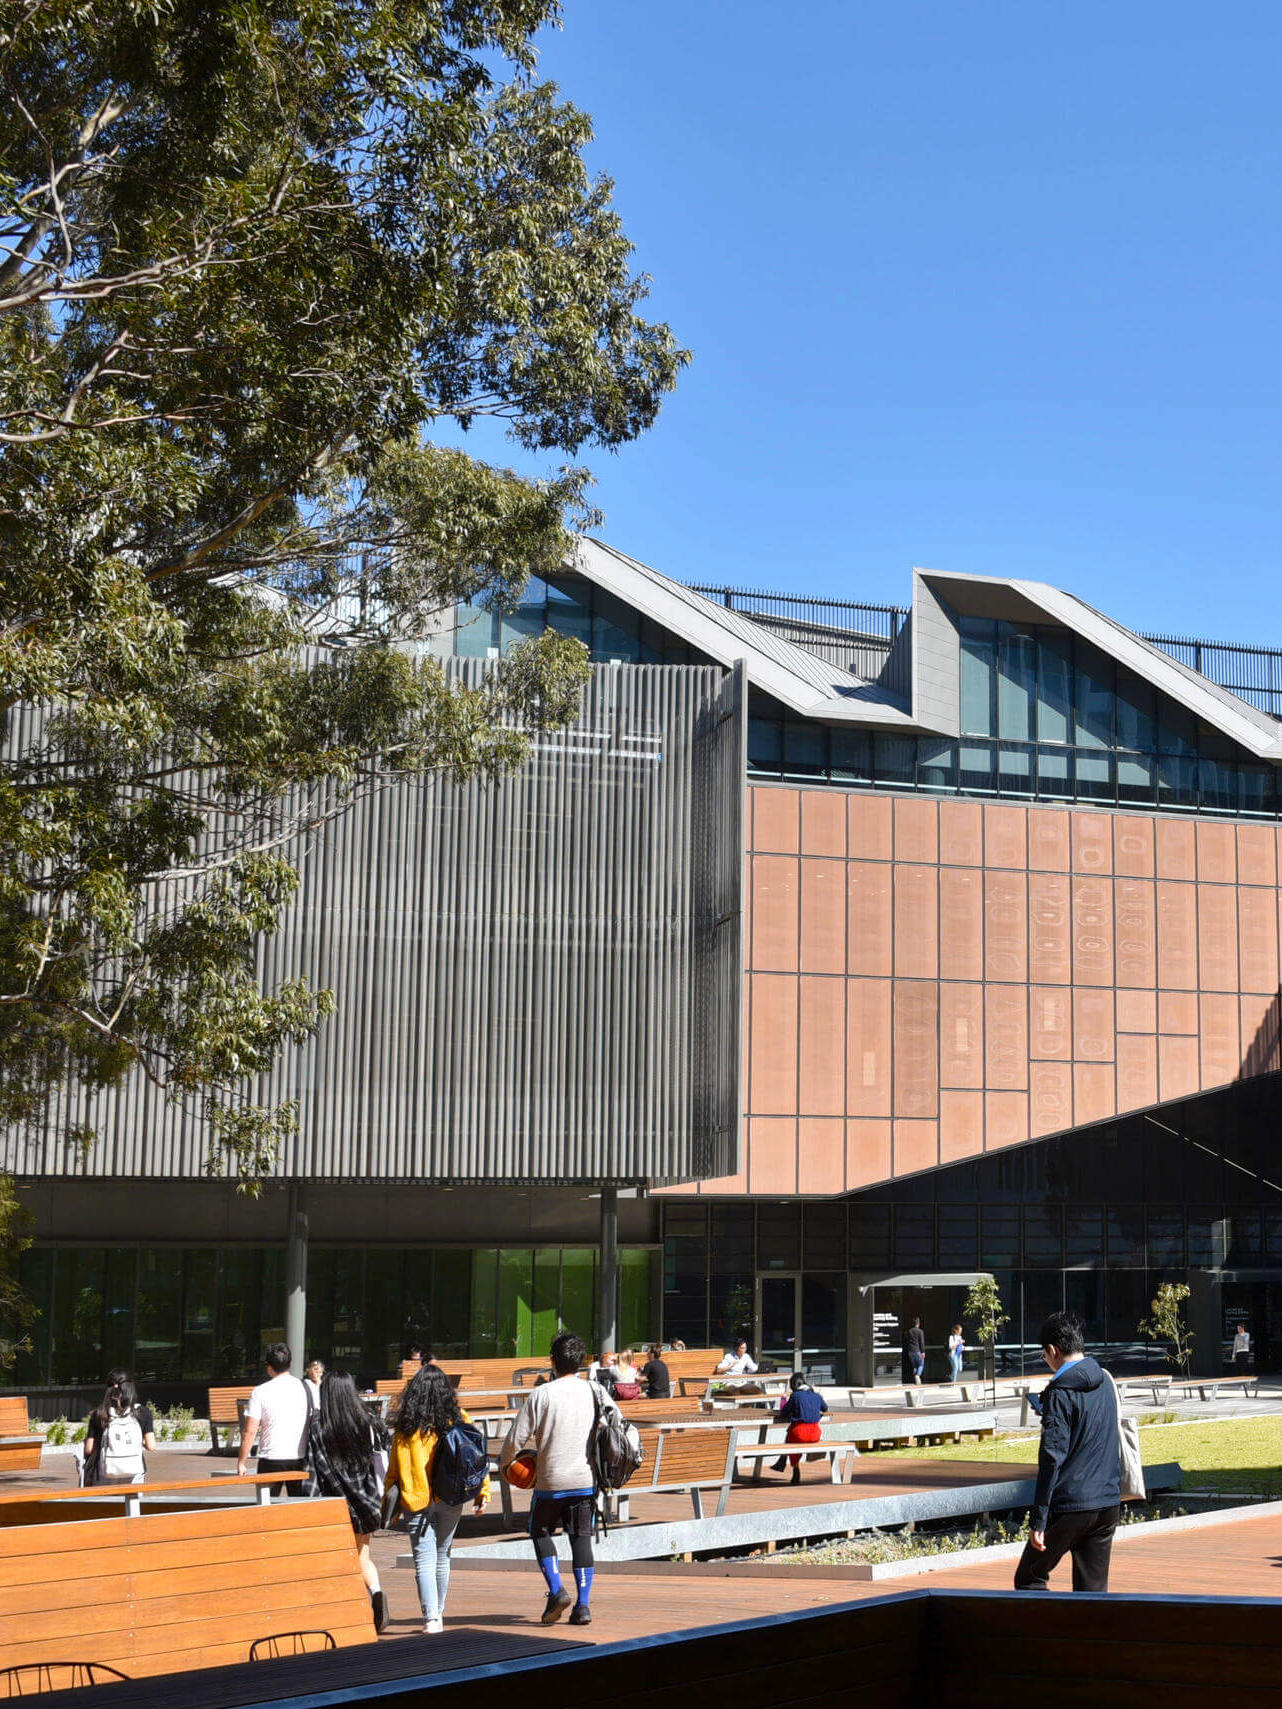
[466,3,1282,641]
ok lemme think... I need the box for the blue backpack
[430,1421,489,1506]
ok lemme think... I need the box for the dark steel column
[285,1183,308,1365]
[598,1186,619,1354]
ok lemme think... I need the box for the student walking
[386,1363,491,1634]
[82,1370,156,1487]
[307,1369,388,1631]
[1014,1311,1120,1593]
[500,1331,617,1627]
[904,1318,926,1385]
[237,1342,310,1494]
[948,1325,966,1384]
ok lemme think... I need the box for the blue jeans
[407,1501,463,1620]
[949,1350,964,1382]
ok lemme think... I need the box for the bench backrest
[0,1496,374,1680]
[617,1397,705,1425]
[434,1359,540,1391]
[637,1425,735,1489]
[0,1398,28,1437]
[206,1385,254,1420]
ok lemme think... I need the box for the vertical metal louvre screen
[4,663,743,1186]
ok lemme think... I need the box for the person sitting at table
[640,1344,670,1399]
[588,1350,618,1394]
[613,1349,642,1400]
[769,1373,829,1485]
[716,1339,758,1375]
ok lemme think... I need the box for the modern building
[8,541,1282,1404]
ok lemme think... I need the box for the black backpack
[590,1383,643,1492]
[431,1421,489,1506]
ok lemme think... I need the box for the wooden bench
[205,1385,254,1454]
[0,1397,40,1472]
[735,1439,860,1486]
[605,1424,741,1523]
[0,1471,307,1526]
[0,1484,375,1681]
[1175,1374,1261,1401]
[497,1422,741,1525]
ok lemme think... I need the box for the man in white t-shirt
[237,1342,311,1494]
[716,1340,758,1375]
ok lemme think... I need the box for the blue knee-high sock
[574,1566,593,1608]
[537,1553,562,1594]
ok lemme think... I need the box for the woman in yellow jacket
[386,1363,490,1633]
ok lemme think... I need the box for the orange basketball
[503,1451,537,1489]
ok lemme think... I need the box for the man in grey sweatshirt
[500,1330,615,1626]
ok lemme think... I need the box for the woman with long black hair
[386,1363,490,1633]
[82,1369,156,1487]
[308,1369,387,1631]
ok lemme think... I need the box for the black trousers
[256,1455,307,1496]
[1013,1504,1119,1592]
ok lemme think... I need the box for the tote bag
[1103,1369,1146,1500]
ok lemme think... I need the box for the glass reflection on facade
[13,1243,658,1390]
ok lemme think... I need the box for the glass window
[1064,1207,1103,1266]
[136,1247,182,1384]
[1075,644,1114,748]
[830,727,872,782]
[1158,702,1198,756]
[1187,1209,1228,1268]
[1240,765,1274,817]
[998,743,1034,797]
[873,735,915,788]
[938,1205,978,1267]
[559,1248,597,1347]
[470,1249,499,1356]
[619,1248,658,1350]
[1023,1206,1063,1268]
[757,1202,802,1271]
[1200,757,1238,814]
[959,741,997,795]
[960,627,995,735]
[432,1249,472,1356]
[543,576,592,648]
[1157,751,1197,809]
[50,1249,105,1386]
[1037,745,1073,799]
[997,630,1037,741]
[849,1204,892,1270]
[364,1250,404,1378]
[453,600,494,658]
[917,738,957,792]
[804,1202,846,1270]
[104,1247,136,1375]
[1036,632,1073,743]
[532,1248,561,1355]
[1105,1209,1145,1267]
[1075,749,1114,804]
[219,1249,265,1380]
[982,1207,1021,1267]
[747,717,782,775]
[1117,751,1155,806]
[783,722,827,779]
[893,1206,934,1268]
[1146,1208,1184,1267]
[1115,672,1156,753]
[496,1249,533,1357]
[181,1249,216,1381]
[14,1247,53,1388]
[591,590,641,663]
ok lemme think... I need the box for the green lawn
[882,1416,1282,1497]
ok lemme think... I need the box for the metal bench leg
[500,1482,513,1527]
[124,1491,143,1517]
[715,1482,731,1518]
[690,1489,705,1519]
[256,1482,273,1505]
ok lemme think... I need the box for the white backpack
[101,1408,145,1483]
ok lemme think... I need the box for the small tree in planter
[962,1276,1010,1403]
[1140,1282,1194,1375]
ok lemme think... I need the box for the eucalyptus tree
[0,0,686,1189]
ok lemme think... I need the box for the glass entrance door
[756,1273,801,1371]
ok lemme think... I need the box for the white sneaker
[424,1616,444,1634]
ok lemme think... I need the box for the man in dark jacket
[1014,1311,1120,1593]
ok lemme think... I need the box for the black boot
[790,1465,801,1486]
[768,1457,787,1472]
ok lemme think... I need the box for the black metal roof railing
[685,583,1282,720]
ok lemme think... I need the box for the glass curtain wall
[747,615,1280,816]
[11,1243,658,1388]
